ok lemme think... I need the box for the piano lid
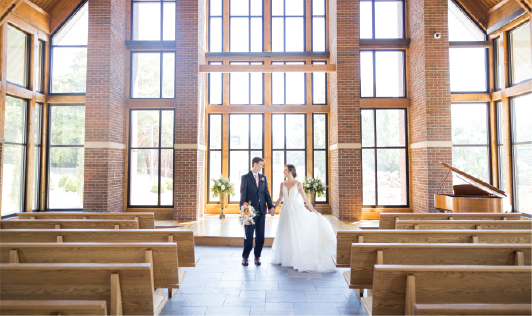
[439,162,507,198]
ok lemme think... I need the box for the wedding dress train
[271,182,337,273]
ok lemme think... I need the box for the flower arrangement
[239,202,258,227]
[210,176,236,198]
[303,173,328,198]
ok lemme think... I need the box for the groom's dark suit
[240,171,274,259]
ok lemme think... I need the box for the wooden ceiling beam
[514,0,531,14]
[0,0,24,26]
[455,0,489,30]
[48,0,84,34]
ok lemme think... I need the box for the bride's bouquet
[239,202,258,238]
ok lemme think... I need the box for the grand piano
[434,162,507,213]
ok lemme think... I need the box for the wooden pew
[16,212,155,229]
[0,219,138,230]
[395,220,531,230]
[0,229,198,267]
[0,242,186,291]
[345,243,531,289]
[364,265,531,316]
[414,304,532,315]
[379,213,522,229]
[0,263,167,316]
[335,230,532,267]
[0,300,107,315]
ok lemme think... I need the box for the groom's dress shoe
[242,258,249,266]
[254,257,261,265]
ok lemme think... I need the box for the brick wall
[329,0,362,220]
[173,0,205,220]
[408,0,453,212]
[84,0,128,212]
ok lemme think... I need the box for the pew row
[0,263,167,315]
[0,242,186,290]
[0,229,199,267]
[16,212,155,229]
[379,213,522,229]
[344,243,531,289]
[0,300,107,315]
[413,304,532,315]
[0,219,138,230]
[362,265,531,316]
[395,220,531,230]
[334,230,531,267]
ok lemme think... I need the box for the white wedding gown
[271,182,337,273]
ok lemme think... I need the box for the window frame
[495,101,505,191]
[311,0,326,51]
[48,0,88,96]
[507,21,532,87]
[229,0,264,52]
[312,60,327,105]
[45,103,85,211]
[207,114,223,204]
[361,108,409,208]
[510,93,532,214]
[6,24,31,89]
[270,113,307,201]
[271,0,306,52]
[228,113,265,204]
[271,61,307,105]
[359,0,405,40]
[131,0,177,41]
[493,37,501,91]
[36,40,45,93]
[312,113,328,204]
[33,103,43,211]
[228,61,264,105]
[127,108,176,208]
[451,102,492,184]
[208,61,223,105]
[129,50,177,99]
[1,96,29,218]
[360,49,407,98]
[209,0,224,52]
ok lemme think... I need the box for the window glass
[313,114,327,202]
[272,0,304,52]
[312,61,327,104]
[33,103,43,210]
[272,62,305,105]
[2,97,27,216]
[7,25,30,88]
[450,48,487,92]
[208,114,223,202]
[132,0,176,41]
[312,0,326,51]
[129,110,174,206]
[360,0,404,39]
[36,41,45,93]
[131,52,175,98]
[451,103,490,184]
[448,0,484,41]
[229,114,264,202]
[493,38,502,91]
[272,114,306,201]
[360,50,405,97]
[496,101,505,191]
[51,2,88,93]
[230,0,263,52]
[511,94,532,215]
[509,22,532,85]
[48,105,85,209]
[362,109,408,206]
[229,62,263,104]
[209,62,223,104]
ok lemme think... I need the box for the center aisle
[159,245,367,316]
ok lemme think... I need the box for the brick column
[174,0,206,220]
[329,0,362,221]
[408,0,453,213]
[83,0,128,212]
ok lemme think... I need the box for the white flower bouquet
[211,176,235,198]
[303,174,328,198]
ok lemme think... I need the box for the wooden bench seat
[344,243,531,289]
[0,300,107,315]
[335,230,532,267]
[395,220,531,230]
[379,213,522,229]
[362,265,531,316]
[414,304,532,315]
[0,242,186,291]
[0,263,167,315]
[16,212,155,229]
[0,229,198,267]
[0,219,138,230]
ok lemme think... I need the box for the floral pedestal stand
[219,193,226,219]
[307,192,316,208]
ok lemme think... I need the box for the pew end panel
[0,300,108,315]
[413,303,532,315]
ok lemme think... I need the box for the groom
[240,157,275,266]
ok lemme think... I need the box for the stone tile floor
[160,246,367,316]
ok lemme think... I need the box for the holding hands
[269,208,275,216]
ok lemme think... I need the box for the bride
[269,164,337,273]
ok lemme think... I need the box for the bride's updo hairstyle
[286,164,297,178]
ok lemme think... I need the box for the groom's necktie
[254,174,259,188]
